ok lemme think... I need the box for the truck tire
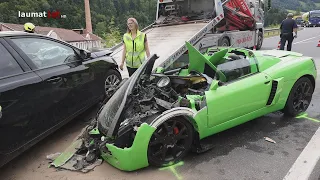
[256,32,263,50]
[219,37,230,46]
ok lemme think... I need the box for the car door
[206,56,273,128]
[0,39,47,155]
[7,36,97,130]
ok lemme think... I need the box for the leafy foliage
[272,0,320,12]
[264,0,320,27]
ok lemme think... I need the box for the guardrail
[264,27,304,38]
[264,28,280,37]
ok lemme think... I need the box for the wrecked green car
[51,42,317,172]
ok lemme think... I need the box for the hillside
[272,0,320,12]
[0,0,158,47]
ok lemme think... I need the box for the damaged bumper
[100,123,156,171]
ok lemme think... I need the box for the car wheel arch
[149,107,199,130]
[302,74,316,91]
[148,108,200,144]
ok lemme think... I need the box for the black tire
[283,77,314,117]
[256,32,263,50]
[147,117,194,167]
[219,37,230,47]
[104,69,122,99]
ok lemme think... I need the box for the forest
[0,0,317,47]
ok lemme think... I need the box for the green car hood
[186,42,227,82]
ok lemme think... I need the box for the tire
[283,77,314,117]
[104,69,122,99]
[219,37,230,47]
[256,32,263,50]
[147,117,194,167]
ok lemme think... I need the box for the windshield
[310,12,320,18]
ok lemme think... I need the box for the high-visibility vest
[123,30,146,68]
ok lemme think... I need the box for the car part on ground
[49,42,316,172]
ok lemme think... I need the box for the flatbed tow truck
[111,0,271,77]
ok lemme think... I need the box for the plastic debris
[264,137,276,143]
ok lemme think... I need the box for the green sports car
[51,42,317,172]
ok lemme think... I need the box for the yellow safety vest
[123,30,146,68]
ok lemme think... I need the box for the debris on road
[46,153,61,160]
[47,152,103,173]
[46,138,103,173]
[264,137,277,144]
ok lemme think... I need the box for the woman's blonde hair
[126,17,139,33]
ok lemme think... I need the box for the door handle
[0,105,2,119]
[47,77,62,83]
[264,81,270,84]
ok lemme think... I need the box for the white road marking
[293,41,317,44]
[293,35,320,44]
[283,127,320,180]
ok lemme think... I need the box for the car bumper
[100,123,156,171]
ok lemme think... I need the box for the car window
[0,43,23,78]
[216,54,258,82]
[11,38,78,69]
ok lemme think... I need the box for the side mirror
[79,49,91,60]
[0,105,2,119]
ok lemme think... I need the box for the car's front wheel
[283,77,314,117]
[104,69,121,99]
[147,117,194,167]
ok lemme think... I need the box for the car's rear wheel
[147,117,194,167]
[283,77,314,117]
[104,69,121,99]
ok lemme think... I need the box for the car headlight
[157,76,171,88]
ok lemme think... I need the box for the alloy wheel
[292,81,313,113]
[148,118,193,166]
[105,74,121,98]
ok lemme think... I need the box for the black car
[0,31,122,167]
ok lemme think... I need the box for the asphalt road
[0,27,320,180]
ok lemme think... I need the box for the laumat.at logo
[18,10,66,19]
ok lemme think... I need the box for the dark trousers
[127,66,138,77]
[280,33,294,51]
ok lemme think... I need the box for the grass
[287,9,296,13]
[315,3,320,8]
[264,30,280,38]
[264,26,303,38]
[266,24,280,29]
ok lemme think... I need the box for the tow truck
[111,0,271,78]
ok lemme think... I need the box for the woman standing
[120,17,150,76]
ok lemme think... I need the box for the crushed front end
[49,42,226,172]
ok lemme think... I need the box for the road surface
[0,27,319,180]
